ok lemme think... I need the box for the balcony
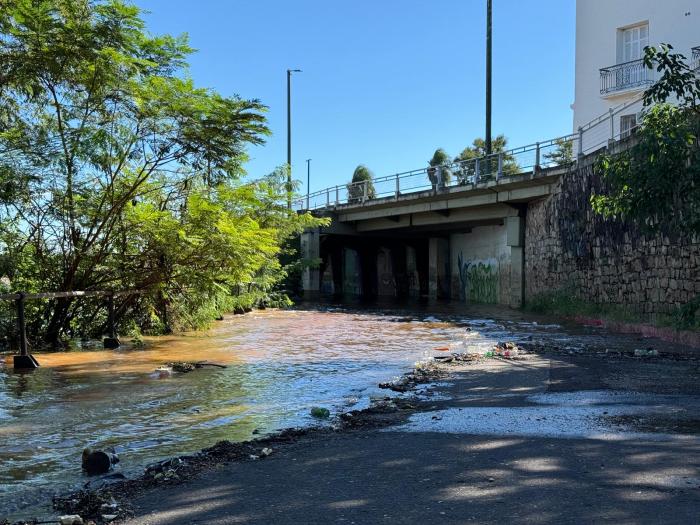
[693,46,700,71]
[600,58,653,96]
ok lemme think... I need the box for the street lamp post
[306,158,311,210]
[287,68,302,208]
[485,0,492,156]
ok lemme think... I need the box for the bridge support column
[428,237,450,300]
[301,228,321,298]
[507,216,525,308]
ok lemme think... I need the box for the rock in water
[82,448,119,476]
[310,407,330,419]
[59,516,84,525]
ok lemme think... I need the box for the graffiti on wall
[457,252,500,303]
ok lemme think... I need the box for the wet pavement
[122,351,700,525]
[1,305,698,521]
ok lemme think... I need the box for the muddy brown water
[0,305,681,519]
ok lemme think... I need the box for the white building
[573,0,699,152]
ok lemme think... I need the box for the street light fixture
[287,68,302,208]
[306,158,311,210]
[485,0,492,156]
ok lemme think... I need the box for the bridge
[296,97,643,308]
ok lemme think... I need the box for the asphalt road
[124,354,700,525]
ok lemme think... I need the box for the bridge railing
[294,95,647,212]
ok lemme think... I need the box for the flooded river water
[0,305,674,518]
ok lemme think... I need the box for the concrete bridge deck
[301,165,572,309]
[322,167,565,234]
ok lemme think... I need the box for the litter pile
[51,491,123,524]
[485,341,523,359]
[378,360,446,393]
[431,341,527,364]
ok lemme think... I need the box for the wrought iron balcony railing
[693,46,700,71]
[600,58,653,95]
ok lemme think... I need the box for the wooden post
[17,293,26,356]
[103,293,120,349]
[13,292,39,369]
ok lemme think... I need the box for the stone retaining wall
[524,159,700,316]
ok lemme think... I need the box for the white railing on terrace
[293,95,647,213]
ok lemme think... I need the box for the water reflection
[0,308,473,517]
[0,305,668,518]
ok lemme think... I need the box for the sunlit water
[0,306,674,518]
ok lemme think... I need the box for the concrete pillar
[301,228,320,298]
[506,216,525,308]
[342,247,362,296]
[406,246,420,298]
[377,247,396,297]
[428,237,450,300]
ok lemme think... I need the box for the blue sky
[137,0,575,193]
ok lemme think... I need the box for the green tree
[544,138,574,166]
[0,0,325,344]
[591,44,700,235]
[591,44,700,327]
[428,148,453,189]
[453,135,519,183]
[347,165,376,204]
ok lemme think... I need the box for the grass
[524,288,699,332]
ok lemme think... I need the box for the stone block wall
[525,160,700,315]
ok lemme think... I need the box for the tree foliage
[592,44,700,235]
[543,137,574,166]
[0,0,325,344]
[427,148,453,187]
[347,165,376,203]
[453,135,519,183]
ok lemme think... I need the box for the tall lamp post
[306,158,311,210]
[485,0,492,156]
[287,68,302,208]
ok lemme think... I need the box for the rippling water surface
[0,307,502,517]
[0,305,662,518]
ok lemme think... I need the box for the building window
[621,24,648,62]
[620,114,637,138]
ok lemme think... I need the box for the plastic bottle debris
[310,407,330,419]
[492,341,520,359]
[261,447,273,457]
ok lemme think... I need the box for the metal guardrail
[294,135,579,211]
[295,65,700,213]
[2,289,144,369]
[600,58,653,95]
